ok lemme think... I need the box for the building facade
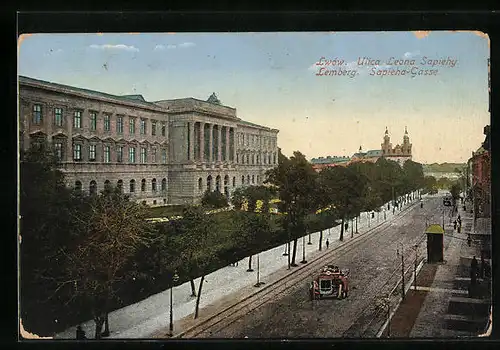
[469,125,491,218]
[19,76,279,206]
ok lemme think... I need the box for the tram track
[171,199,424,338]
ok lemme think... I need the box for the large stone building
[19,76,279,206]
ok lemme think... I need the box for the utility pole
[301,235,307,264]
[414,244,418,291]
[401,243,405,300]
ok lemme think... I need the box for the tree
[230,187,246,211]
[236,212,272,272]
[265,151,318,266]
[173,206,217,319]
[318,166,367,241]
[200,190,229,209]
[20,142,78,335]
[60,186,156,339]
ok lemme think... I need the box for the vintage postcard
[18,31,491,340]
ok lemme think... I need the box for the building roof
[365,149,383,157]
[238,119,279,132]
[311,156,351,164]
[19,75,161,109]
[352,152,366,158]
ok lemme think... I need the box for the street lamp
[254,253,264,287]
[169,270,179,337]
[301,235,307,264]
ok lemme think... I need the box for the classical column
[232,129,237,163]
[225,126,230,162]
[200,122,205,162]
[189,121,195,161]
[209,124,214,163]
[217,125,222,162]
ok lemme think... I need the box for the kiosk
[425,224,444,263]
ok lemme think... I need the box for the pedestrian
[480,253,485,279]
[453,220,457,230]
[458,215,461,224]
[326,239,330,249]
[470,256,478,286]
[76,325,87,340]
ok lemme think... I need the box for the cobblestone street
[208,196,444,338]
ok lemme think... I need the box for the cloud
[178,42,195,48]
[166,44,177,49]
[154,44,165,50]
[404,50,420,58]
[89,44,139,52]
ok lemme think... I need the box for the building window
[162,149,167,164]
[32,104,42,124]
[198,178,203,191]
[104,145,110,163]
[117,115,124,134]
[89,144,96,161]
[152,120,157,136]
[152,148,157,163]
[273,153,277,164]
[54,142,63,161]
[236,154,239,163]
[73,144,82,161]
[252,175,255,184]
[75,180,82,192]
[104,114,111,132]
[89,112,97,131]
[129,147,136,163]
[130,179,136,193]
[152,178,157,192]
[161,178,167,192]
[161,123,166,136]
[241,175,245,185]
[129,117,136,135]
[117,179,123,192]
[117,146,124,163]
[140,147,147,163]
[141,179,146,192]
[246,154,249,164]
[89,181,97,195]
[232,176,236,187]
[73,111,82,129]
[140,119,146,135]
[54,108,63,127]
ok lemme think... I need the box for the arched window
[152,178,157,192]
[247,175,250,184]
[89,180,97,195]
[75,180,82,192]
[241,175,245,185]
[216,175,221,192]
[224,175,229,186]
[141,179,146,192]
[104,179,111,191]
[257,175,260,184]
[130,179,136,193]
[161,178,167,192]
[207,175,212,192]
[117,180,123,192]
[198,178,203,191]
[252,175,255,184]
[232,176,236,187]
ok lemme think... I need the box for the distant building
[310,155,350,172]
[311,128,413,171]
[469,125,491,218]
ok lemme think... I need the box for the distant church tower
[402,126,412,156]
[381,127,392,155]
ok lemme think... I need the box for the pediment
[72,134,87,141]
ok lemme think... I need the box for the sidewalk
[54,193,422,339]
[382,200,492,338]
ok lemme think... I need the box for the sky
[18,31,490,164]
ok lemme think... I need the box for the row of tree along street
[22,143,439,338]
